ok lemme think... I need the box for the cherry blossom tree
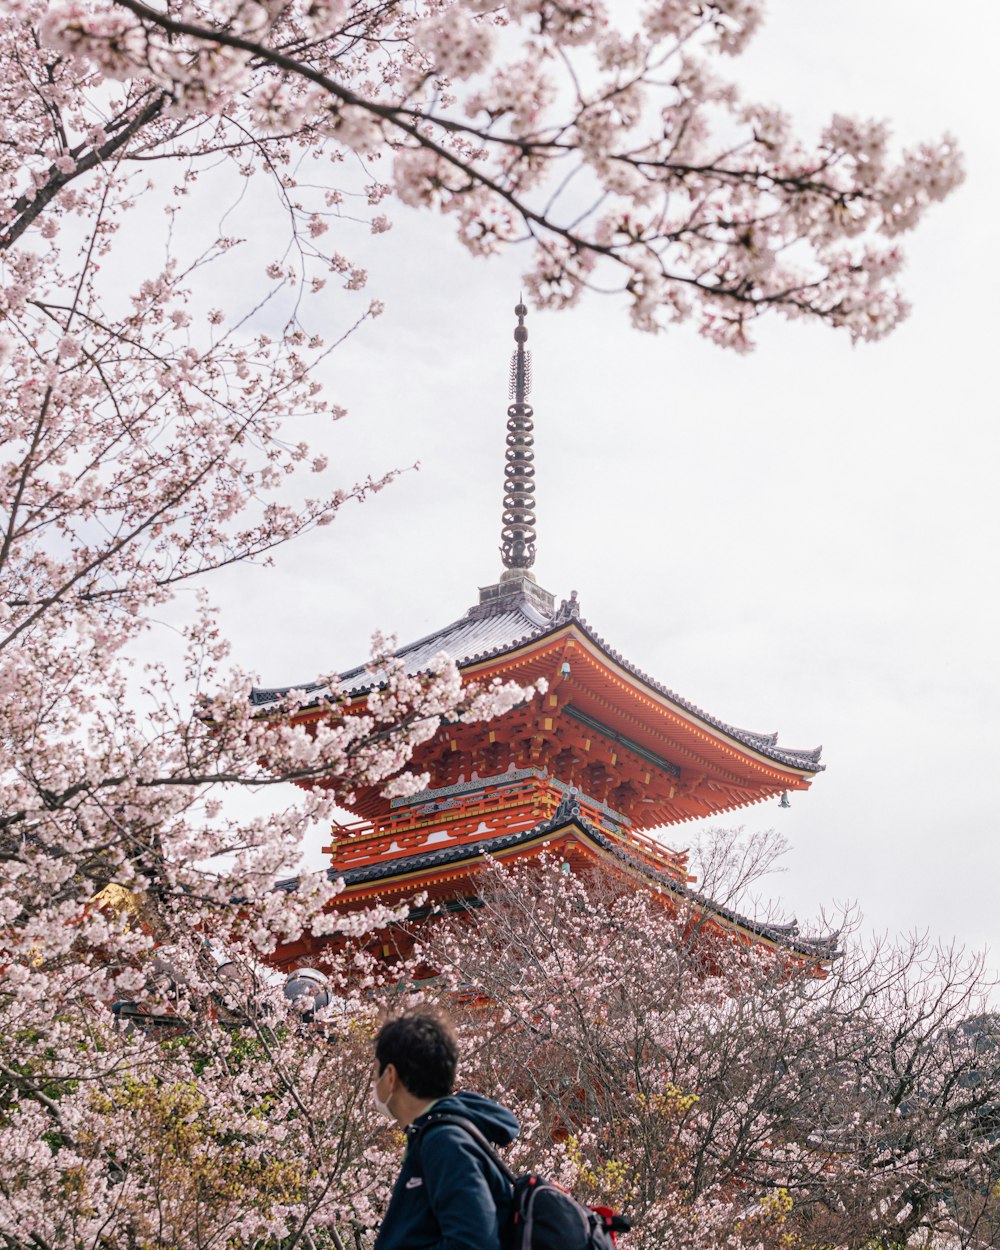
[415,862,1000,1250]
[0,2,973,1247]
[17,0,963,350]
[5,855,996,1250]
[0,5,540,1237]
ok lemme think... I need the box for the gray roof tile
[250,590,822,773]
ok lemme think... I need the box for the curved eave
[250,605,822,779]
[458,622,822,781]
[276,805,838,961]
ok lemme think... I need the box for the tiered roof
[276,791,838,960]
[250,591,822,777]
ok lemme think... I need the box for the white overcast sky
[199,2,1000,963]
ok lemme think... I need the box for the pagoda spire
[500,301,536,569]
[471,302,553,619]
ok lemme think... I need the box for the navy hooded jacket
[373,1091,519,1250]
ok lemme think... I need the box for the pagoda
[255,305,833,967]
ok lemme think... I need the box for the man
[372,1006,519,1250]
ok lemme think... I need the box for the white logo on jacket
[405,1178,423,1190]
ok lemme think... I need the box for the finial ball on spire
[514,302,528,341]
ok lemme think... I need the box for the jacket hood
[413,1090,519,1146]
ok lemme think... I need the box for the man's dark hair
[375,1006,459,1099]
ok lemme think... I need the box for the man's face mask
[372,1064,394,1119]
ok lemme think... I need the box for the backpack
[413,1112,632,1250]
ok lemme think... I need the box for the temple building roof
[275,793,840,962]
[249,584,822,776]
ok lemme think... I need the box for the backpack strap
[410,1112,517,1186]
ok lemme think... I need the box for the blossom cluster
[0,0,960,350]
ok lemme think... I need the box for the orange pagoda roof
[250,578,823,831]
